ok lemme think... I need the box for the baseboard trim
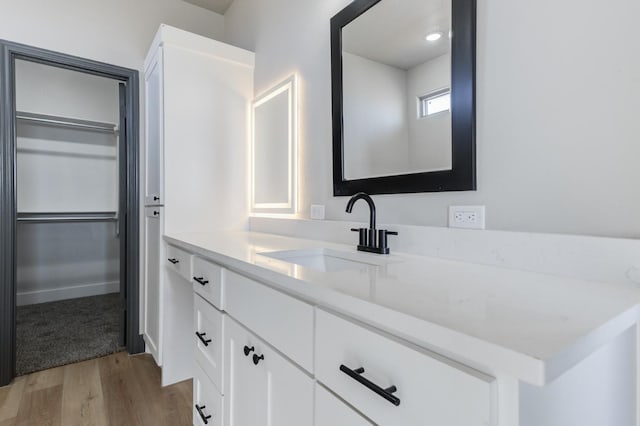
[17,281,119,306]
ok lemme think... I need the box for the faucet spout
[345,192,376,232]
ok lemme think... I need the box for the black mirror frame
[331,0,477,196]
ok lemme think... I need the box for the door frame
[0,40,144,386]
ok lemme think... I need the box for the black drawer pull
[194,276,209,286]
[153,210,159,216]
[243,345,255,356]
[253,353,265,365]
[168,258,179,264]
[339,364,400,406]
[195,332,212,346]
[153,196,160,201]
[195,404,212,424]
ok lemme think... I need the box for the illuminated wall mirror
[251,75,298,214]
[331,0,476,195]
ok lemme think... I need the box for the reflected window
[419,89,450,117]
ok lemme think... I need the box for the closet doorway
[0,41,143,386]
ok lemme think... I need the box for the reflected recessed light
[425,32,442,42]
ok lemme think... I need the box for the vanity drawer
[194,294,224,394]
[315,309,495,426]
[193,256,224,310]
[193,362,223,426]
[315,384,373,426]
[225,270,314,373]
[165,244,192,282]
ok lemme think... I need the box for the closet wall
[15,60,120,306]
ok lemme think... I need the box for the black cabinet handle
[194,276,209,286]
[153,196,160,201]
[339,364,400,406]
[195,332,212,346]
[253,353,264,365]
[153,210,159,216]
[243,345,255,356]
[195,404,212,424]
[168,258,179,264]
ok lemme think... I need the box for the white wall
[0,0,224,71]
[343,52,409,179]
[17,222,120,305]
[15,61,120,305]
[224,0,640,238]
[16,60,119,213]
[407,53,452,172]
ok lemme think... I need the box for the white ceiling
[182,0,234,15]
[342,0,451,70]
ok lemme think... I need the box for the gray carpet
[16,293,123,376]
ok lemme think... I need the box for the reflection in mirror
[332,0,476,195]
[251,75,298,214]
[342,0,452,179]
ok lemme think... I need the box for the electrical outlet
[449,206,485,230]
[310,204,325,220]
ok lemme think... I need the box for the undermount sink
[258,248,384,272]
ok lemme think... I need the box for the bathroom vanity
[139,13,640,426]
[158,230,640,426]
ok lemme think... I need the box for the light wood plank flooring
[0,352,192,426]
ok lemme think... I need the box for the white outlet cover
[310,204,326,220]
[449,205,486,230]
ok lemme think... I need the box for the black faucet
[346,192,397,255]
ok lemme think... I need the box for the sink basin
[258,248,382,272]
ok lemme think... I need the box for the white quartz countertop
[164,230,640,386]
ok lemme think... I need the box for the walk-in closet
[14,60,123,375]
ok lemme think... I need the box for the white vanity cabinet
[142,207,162,364]
[315,309,495,426]
[224,270,315,372]
[315,384,373,426]
[161,246,194,386]
[223,316,314,426]
[143,47,164,206]
[141,24,254,386]
[194,294,225,393]
[193,362,224,426]
[159,233,640,426]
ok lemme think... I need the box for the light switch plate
[449,205,486,230]
[310,204,326,220]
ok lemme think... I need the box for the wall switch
[310,204,326,220]
[449,205,485,229]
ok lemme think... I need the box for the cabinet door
[144,47,164,206]
[143,207,162,364]
[224,317,313,426]
[315,384,373,426]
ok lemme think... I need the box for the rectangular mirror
[331,0,476,195]
[251,75,298,214]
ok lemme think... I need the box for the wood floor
[0,352,192,426]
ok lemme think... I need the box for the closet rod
[16,212,117,223]
[16,111,118,134]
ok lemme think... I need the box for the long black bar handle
[339,364,400,406]
[168,258,179,264]
[194,276,209,286]
[195,404,212,424]
[195,332,212,346]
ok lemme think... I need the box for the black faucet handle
[377,229,398,254]
[351,227,368,246]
